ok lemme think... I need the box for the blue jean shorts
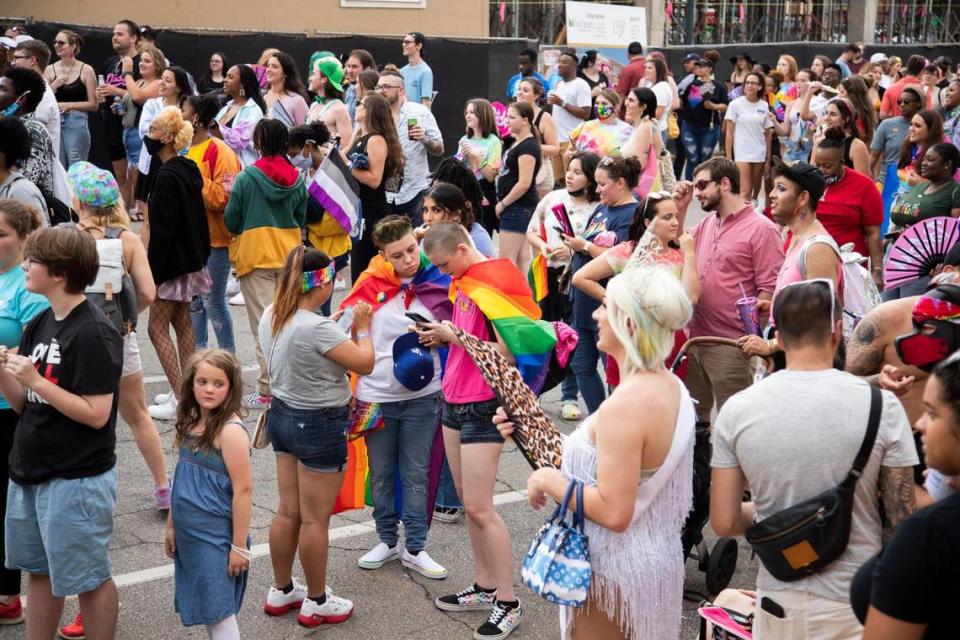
[267,397,350,472]
[441,398,504,445]
[498,203,534,233]
[122,127,142,165]
[5,468,117,597]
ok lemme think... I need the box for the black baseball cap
[683,53,701,62]
[771,158,826,204]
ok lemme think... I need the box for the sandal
[561,401,581,421]
[129,210,143,222]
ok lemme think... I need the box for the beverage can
[407,117,417,140]
[736,296,762,336]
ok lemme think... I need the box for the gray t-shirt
[870,116,910,168]
[712,369,918,601]
[258,306,351,410]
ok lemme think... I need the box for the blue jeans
[435,457,462,509]
[390,189,427,229]
[571,324,606,415]
[191,247,235,352]
[319,253,350,317]
[560,370,579,404]
[681,122,720,181]
[365,394,440,552]
[59,111,90,169]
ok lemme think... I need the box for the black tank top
[843,135,855,169]
[53,63,89,103]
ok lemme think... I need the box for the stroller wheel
[705,537,739,595]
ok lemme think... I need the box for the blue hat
[392,331,434,391]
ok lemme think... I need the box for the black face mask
[143,136,165,156]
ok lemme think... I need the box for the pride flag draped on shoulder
[452,258,557,391]
[307,147,362,239]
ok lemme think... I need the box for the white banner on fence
[565,1,647,48]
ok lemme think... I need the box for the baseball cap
[869,52,888,63]
[392,331,434,391]
[695,57,715,68]
[312,55,344,92]
[683,53,700,62]
[771,158,826,203]
[67,161,120,208]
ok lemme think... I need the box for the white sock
[206,614,240,640]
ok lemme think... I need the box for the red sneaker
[58,612,84,639]
[0,596,23,625]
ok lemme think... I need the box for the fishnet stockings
[148,300,195,396]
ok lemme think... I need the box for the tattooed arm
[879,466,917,545]
[847,314,885,378]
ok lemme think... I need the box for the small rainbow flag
[453,259,556,391]
[528,252,548,303]
[333,438,368,513]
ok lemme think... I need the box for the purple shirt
[689,204,784,339]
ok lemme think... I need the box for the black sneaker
[434,584,496,612]
[474,600,522,639]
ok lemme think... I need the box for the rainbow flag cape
[527,218,549,303]
[334,253,452,514]
[340,253,452,320]
[453,259,557,391]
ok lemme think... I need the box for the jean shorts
[5,468,117,597]
[266,397,349,472]
[122,127,142,165]
[498,203,534,233]
[441,398,504,445]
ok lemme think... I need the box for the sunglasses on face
[898,98,918,105]
[694,179,715,191]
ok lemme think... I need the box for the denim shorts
[498,203,534,233]
[266,397,349,472]
[441,398,504,445]
[122,127,142,165]
[5,468,117,597]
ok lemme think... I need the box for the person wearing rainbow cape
[417,221,557,640]
[339,215,453,581]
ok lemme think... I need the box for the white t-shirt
[36,82,61,158]
[355,285,441,403]
[526,189,596,267]
[725,96,775,162]
[551,77,593,143]
[713,369,918,601]
[649,81,673,132]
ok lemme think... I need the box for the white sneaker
[297,590,353,627]
[153,391,174,405]
[147,397,178,421]
[229,292,245,306]
[357,542,401,569]
[402,548,448,579]
[334,278,347,291]
[263,580,307,616]
[226,274,241,297]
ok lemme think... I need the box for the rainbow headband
[302,263,336,293]
[913,295,960,323]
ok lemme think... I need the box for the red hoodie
[254,155,299,187]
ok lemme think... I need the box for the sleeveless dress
[172,429,250,626]
[559,380,695,639]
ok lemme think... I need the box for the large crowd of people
[0,17,959,640]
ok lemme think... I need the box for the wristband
[230,544,252,561]
[356,332,371,339]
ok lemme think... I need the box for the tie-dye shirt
[569,118,635,158]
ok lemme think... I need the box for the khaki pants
[684,343,751,422]
[754,589,863,640]
[238,268,283,395]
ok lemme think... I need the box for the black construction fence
[21,22,533,172]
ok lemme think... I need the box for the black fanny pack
[745,386,881,582]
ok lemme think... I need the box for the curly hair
[151,106,193,151]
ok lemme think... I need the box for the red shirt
[817,168,883,257]
[880,75,922,117]
[616,58,646,116]
[690,204,784,339]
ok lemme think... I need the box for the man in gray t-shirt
[710,280,917,639]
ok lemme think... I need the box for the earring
[239,88,245,98]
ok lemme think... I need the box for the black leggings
[0,409,20,595]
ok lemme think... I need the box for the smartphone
[404,312,431,325]
[760,596,785,619]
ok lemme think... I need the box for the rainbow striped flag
[453,259,557,391]
[528,252,548,303]
[333,438,368,513]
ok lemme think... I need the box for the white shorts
[121,331,142,377]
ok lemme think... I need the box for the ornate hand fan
[883,217,960,291]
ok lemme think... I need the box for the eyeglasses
[743,80,761,86]
[375,84,402,91]
[53,40,67,46]
[776,278,837,333]
[693,179,716,191]
[402,39,416,45]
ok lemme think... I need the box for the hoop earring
[239,88,245,98]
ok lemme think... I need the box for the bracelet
[230,544,252,561]
[356,332,371,339]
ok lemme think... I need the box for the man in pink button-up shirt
[676,157,784,421]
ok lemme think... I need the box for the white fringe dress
[559,380,695,639]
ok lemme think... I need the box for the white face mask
[288,153,312,170]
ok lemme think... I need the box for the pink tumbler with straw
[736,297,762,336]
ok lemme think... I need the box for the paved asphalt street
[0,200,762,639]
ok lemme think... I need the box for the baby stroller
[671,337,741,596]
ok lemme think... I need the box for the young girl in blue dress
[165,349,252,639]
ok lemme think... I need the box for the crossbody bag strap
[841,385,882,490]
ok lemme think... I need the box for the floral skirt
[157,268,212,302]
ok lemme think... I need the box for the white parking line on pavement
[112,489,528,590]
[141,365,259,386]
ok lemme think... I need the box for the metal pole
[686,0,696,44]
[512,0,519,39]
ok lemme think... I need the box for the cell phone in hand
[404,312,431,325]
[760,596,785,619]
